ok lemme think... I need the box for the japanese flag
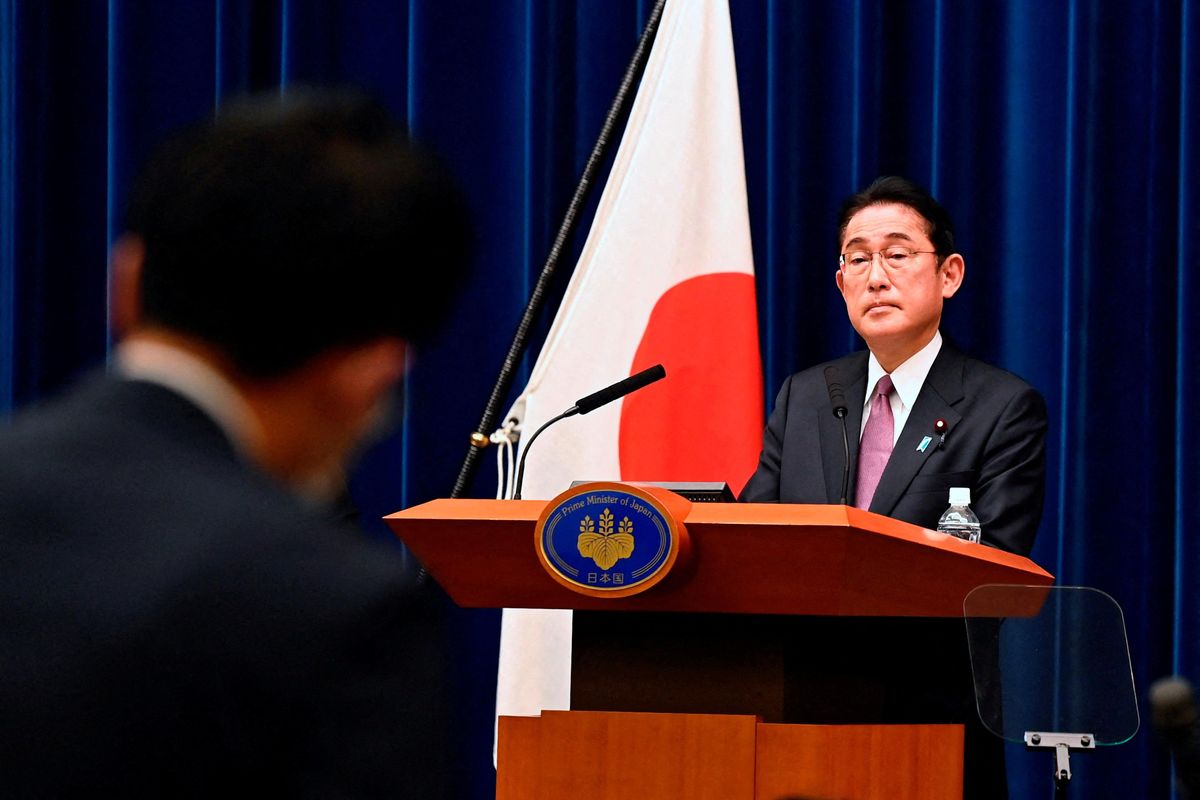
[496,0,762,738]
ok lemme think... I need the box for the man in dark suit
[0,92,471,797]
[742,176,1048,798]
[742,176,1046,545]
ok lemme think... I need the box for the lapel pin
[917,436,933,453]
[934,418,948,450]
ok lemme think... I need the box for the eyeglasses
[838,246,937,275]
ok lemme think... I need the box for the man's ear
[326,339,410,417]
[110,235,146,338]
[940,253,965,299]
[835,268,846,296]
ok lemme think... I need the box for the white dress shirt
[860,331,943,446]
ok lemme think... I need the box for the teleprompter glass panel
[963,585,1139,745]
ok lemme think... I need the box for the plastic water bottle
[937,487,981,543]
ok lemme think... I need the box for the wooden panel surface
[755,723,963,800]
[495,715,541,800]
[498,711,757,800]
[498,712,964,800]
[385,499,1052,615]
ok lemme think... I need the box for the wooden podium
[386,499,1052,799]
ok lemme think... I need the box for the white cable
[490,419,521,499]
[502,432,514,499]
[493,435,506,500]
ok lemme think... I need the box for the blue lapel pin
[917,436,932,453]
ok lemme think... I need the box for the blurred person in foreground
[0,90,472,797]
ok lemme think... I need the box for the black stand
[449,0,668,498]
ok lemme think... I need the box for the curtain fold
[3,1,1197,796]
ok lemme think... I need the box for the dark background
[1,1,1196,796]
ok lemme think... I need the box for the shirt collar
[864,330,943,411]
[115,338,264,460]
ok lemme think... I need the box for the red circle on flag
[618,272,763,496]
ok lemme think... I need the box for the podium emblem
[577,508,635,569]
[535,482,686,598]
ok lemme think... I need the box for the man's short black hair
[125,89,472,378]
[836,175,956,261]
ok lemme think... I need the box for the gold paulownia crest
[577,508,635,570]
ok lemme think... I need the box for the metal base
[1024,731,1095,789]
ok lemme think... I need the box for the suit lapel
[868,344,965,516]
[818,353,867,504]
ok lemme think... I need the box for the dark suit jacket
[740,341,1048,799]
[741,341,1048,555]
[0,377,452,798]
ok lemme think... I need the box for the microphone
[512,364,667,500]
[824,366,851,505]
[824,366,848,419]
[1151,676,1200,798]
[573,363,666,415]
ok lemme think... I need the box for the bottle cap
[949,487,971,505]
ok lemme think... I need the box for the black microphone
[824,366,852,505]
[824,366,848,419]
[512,364,667,500]
[1152,676,1200,798]
[573,363,667,415]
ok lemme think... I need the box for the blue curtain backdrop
[2,1,1197,796]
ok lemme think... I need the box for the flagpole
[449,0,669,499]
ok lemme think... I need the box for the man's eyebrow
[842,231,916,249]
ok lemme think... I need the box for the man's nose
[866,252,891,288]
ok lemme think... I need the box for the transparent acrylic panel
[963,585,1139,745]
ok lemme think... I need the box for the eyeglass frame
[837,246,941,275]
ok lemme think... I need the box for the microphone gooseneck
[511,364,667,500]
[512,410,574,501]
[824,366,851,505]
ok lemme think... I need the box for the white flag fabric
[495,0,763,738]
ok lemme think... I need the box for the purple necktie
[855,374,894,510]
